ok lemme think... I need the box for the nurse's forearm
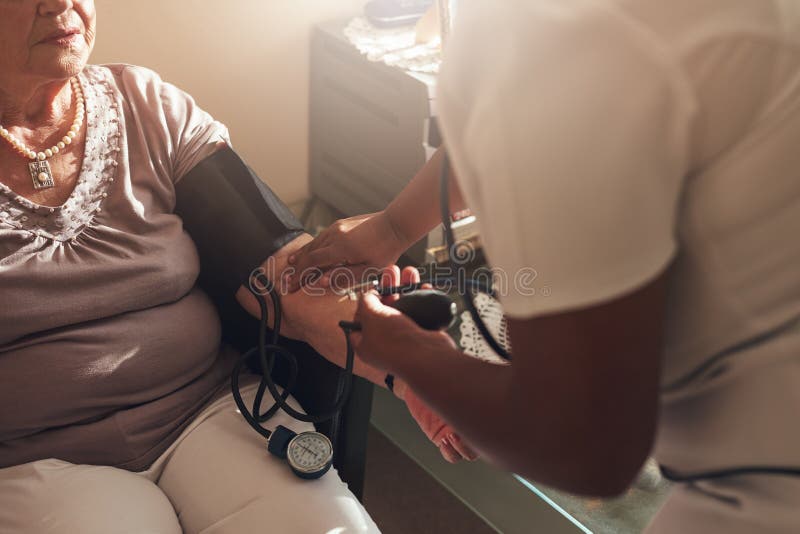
[393,348,635,497]
[384,147,467,247]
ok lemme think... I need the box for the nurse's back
[642,1,800,530]
[626,0,800,483]
[438,0,800,531]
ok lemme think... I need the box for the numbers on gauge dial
[288,433,332,472]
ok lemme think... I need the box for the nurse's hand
[359,265,478,463]
[350,288,457,372]
[350,265,456,368]
[353,287,474,462]
[397,380,479,463]
[286,211,409,291]
[394,380,478,464]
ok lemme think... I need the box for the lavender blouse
[0,64,237,471]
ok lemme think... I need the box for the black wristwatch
[384,373,395,394]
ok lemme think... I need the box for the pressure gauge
[286,432,334,479]
[268,425,333,480]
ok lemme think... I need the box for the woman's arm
[177,143,475,461]
[235,242,478,462]
[233,234,387,381]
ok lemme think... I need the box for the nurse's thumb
[359,291,403,320]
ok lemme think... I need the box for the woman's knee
[0,459,182,534]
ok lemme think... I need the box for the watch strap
[384,373,395,394]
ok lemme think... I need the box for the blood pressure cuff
[174,146,305,299]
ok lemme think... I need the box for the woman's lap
[0,384,379,534]
[152,383,378,533]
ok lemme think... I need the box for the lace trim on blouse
[0,66,121,243]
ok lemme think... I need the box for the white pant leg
[0,383,378,534]
[152,384,380,534]
[0,459,181,534]
[646,474,800,533]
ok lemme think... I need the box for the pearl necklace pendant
[0,76,85,191]
[29,160,55,190]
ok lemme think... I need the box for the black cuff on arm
[174,146,305,298]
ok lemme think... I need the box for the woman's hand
[286,211,409,291]
[245,250,478,463]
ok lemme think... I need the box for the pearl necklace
[0,77,85,190]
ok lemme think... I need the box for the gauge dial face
[287,432,333,475]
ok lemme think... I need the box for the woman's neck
[0,78,73,129]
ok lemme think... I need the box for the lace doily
[343,17,441,74]
[0,66,121,243]
[459,292,511,362]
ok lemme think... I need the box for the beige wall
[91,0,365,204]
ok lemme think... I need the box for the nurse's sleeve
[438,2,697,318]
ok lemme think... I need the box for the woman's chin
[29,48,90,79]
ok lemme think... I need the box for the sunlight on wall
[92,0,366,204]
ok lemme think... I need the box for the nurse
[290,1,800,531]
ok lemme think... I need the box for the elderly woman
[0,1,476,532]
